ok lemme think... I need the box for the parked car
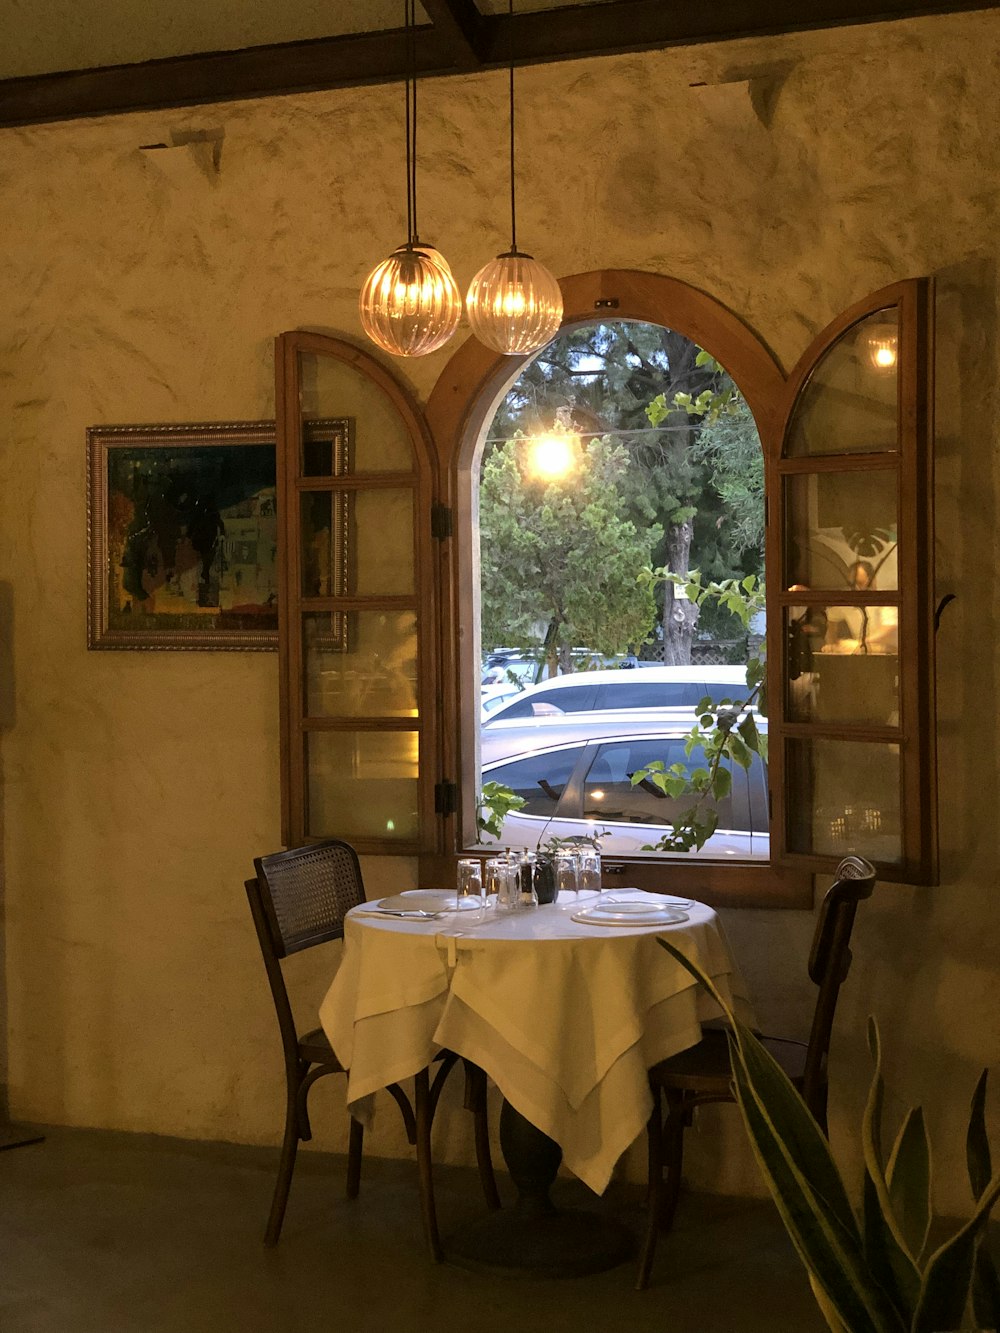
[480,716,769,860]
[480,682,523,718]
[482,664,754,729]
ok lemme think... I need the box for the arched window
[277,272,936,905]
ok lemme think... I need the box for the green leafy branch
[646,348,745,428]
[476,781,526,842]
[631,568,766,853]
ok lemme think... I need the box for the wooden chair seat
[649,1029,809,1094]
[298,1027,340,1066]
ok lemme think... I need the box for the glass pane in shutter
[785,605,899,724]
[300,490,414,596]
[786,737,901,863]
[305,730,419,841]
[784,470,898,591]
[785,309,898,457]
[298,352,413,474]
[304,611,418,718]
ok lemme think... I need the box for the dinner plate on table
[598,890,694,910]
[571,901,690,927]
[373,890,482,914]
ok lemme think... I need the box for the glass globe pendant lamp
[466,0,563,356]
[359,1,460,358]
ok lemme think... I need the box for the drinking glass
[554,847,581,901]
[456,857,483,912]
[485,854,517,911]
[578,847,602,894]
[516,851,539,909]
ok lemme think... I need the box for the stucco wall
[2,10,998,1210]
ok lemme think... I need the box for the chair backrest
[253,839,367,959]
[245,840,366,1061]
[801,854,876,1112]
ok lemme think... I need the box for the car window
[581,738,735,829]
[592,681,704,709]
[487,748,580,816]
[492,684,596,721]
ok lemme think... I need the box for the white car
[480,682,523,719]
[480,715,769,860]
[482,664,755,729]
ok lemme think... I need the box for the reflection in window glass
[786,737,901,863]
[306,730,419,841]
[582,739,743,830]
[304,611,418,718]
[784,470,898,591]
[298,352,413,473]
[786,605,899,725]
[785,309,898,457]
[488,750,579,817]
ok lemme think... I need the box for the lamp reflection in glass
[525,425,579,481]
[359,242,461,358]
[865,321,898,373]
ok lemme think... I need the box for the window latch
[434,780,458,816]
[431,503,453,540]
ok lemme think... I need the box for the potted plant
[658,937,1000,1333]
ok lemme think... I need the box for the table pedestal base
[447,1101,634,1278]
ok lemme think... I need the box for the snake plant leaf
[862,1020,922,1309]
[730,1045,906,1333]
[657,936,859,1235]
[910,1167,1000,1333]
[971,1239,1000,1332]
[885,1107,932,1265]
[862,1168,918,1318]
[968,1069,992,1202]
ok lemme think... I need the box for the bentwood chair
[245,839,499,1259]
[636,854,876,1289]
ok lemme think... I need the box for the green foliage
[476,781,526,842]
[631,569,767,851]
[656,938,1000,1333]
[479,434,661,665]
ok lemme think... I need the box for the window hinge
[434,780,458,817]
[768,789,773,821]
[764,495,770,527]
[431,502,453,540]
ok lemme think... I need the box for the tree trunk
[661,516,699,666]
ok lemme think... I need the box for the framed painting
[87,419,350,650]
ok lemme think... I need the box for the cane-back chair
[636,854,876,1289]
[245,838,499,1258]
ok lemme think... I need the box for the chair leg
[265,1082,301,1247]
[659,1092,688,1235]
[345,1115,364,1200]
[463,1060,501,1211]
[414,1067,443,1263]
[636,1086,663,1290]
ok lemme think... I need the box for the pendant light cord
[508,0,517,253]
[403,0,417,246]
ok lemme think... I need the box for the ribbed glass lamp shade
[465,250,563,355]
[359,243,462,357]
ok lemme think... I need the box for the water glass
[578,847,602,894]
[554,847,581,901]
[485,854,518,911]
[456,857,483,911]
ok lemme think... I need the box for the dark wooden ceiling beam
[419,0,487,68]
[0,0,997,128]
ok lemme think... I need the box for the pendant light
[359,0,461,358]
[465,0,563,356]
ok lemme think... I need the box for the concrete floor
[1,1126,826,1333]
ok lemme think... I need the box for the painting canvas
[87,419,350,650]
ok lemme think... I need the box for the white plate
[571,902,690,927]
[598,891,694,910]
[375,890,482,914]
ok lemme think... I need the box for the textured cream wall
[1,10,998,1208]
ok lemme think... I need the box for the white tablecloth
[319,895,752,1195]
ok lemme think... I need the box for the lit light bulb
[864,320,898,374]
[466,250,563,356]
[359,243,461,358]
[871,341,897,370]
[527,431,578,480]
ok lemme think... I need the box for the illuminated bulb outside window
[527,430,578,481]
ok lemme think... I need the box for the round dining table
[319,889,752,1275]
